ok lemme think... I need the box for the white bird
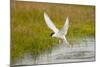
[44,12,69,45]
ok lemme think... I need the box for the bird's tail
[63,36,70,47]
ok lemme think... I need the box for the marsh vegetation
[11,1,95,64]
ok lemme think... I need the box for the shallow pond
[12,37,95,66]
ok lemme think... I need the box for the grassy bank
[11,1,95,63]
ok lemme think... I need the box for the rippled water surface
[13,38,95,66]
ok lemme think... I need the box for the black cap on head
[50,32,54,36]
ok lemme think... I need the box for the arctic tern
[44,12,69,46]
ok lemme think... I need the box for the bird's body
[44,12,69,45]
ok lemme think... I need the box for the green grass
[11,1,95,63]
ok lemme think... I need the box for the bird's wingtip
[65,16,69,22]
[67,16,69,20]
[44,12,47,16]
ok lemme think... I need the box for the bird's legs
[59,38,72,48]
[59,39,63,44]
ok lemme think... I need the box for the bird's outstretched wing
[60,17,69,35]
[44,12,58,33]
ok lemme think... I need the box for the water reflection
[13,37,95,66]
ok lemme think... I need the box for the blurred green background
[11,1,95,63]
